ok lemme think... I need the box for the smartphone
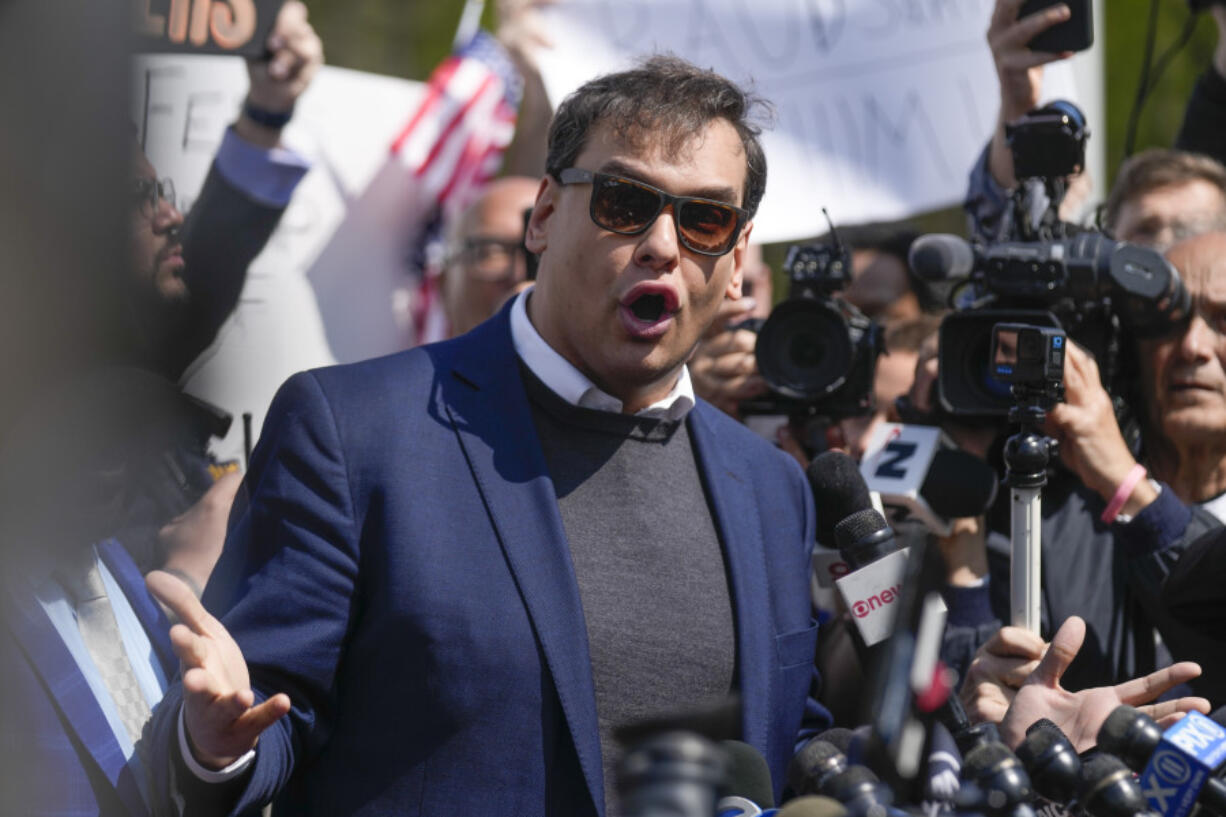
[1019,0,1093,53]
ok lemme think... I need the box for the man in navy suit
[149,55,829,817]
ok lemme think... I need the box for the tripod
[1003,384,1062,634]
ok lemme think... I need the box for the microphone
[1097,706,1226,817]
[1078,753,1156,817]
[860,423,999,536]
[922,449,1000,520]
[808,451,910,648]
[788,738,850,797]
[908,234,976,282]
[776,795,851,817]
[825,765,896,817]
[961,741,1035,816]
[718,740,775,817]
[808,451,875,550]
[834,508,899,570]
[1015,720,1080,808]
[616,730,728,817]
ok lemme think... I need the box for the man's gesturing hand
[999,616,1209,751]
[146,570,291,770]
[960,625,1046,724]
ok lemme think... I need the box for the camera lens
[755,298,854,400]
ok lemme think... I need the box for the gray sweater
[522,367,736,814]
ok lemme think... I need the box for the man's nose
[153,195,184,233]
[633,207,681,271]
[1178,314,1216,361]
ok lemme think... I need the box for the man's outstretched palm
[999,616,1210,751]
[147,571,291,769]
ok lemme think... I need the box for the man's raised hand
[999,616,1209,751]
[146,570,291,770]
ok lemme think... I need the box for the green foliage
[1103,1,1217,187]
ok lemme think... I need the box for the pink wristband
[1100,463,1148,524]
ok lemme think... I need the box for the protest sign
[536,0,1104,242]
[133,0,283,56]
[133,55,429,462]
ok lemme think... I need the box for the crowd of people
[4,0,1226,815]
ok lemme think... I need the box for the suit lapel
[687,406,774,750]
[98,539,176,679]
[440,309,605,814]
[3,575,149,816]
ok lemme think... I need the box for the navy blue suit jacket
[160,304,828,816]
[1,540,177,816]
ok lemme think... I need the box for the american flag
[391,30,523,217]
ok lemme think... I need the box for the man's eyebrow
[598,159,741,205]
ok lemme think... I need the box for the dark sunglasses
[556,168,748,257]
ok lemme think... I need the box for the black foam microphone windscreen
[921,448,1000,519]
[721,740,775,808]
[808,451,873,548]
[908,233,976,282]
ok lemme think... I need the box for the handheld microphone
[962,741,1035,816]
[1015,720,1080,808]
[908,233,976,282]
[788,738,850,797]
[825,765,896,817]
[718,740,776,817]
[776,795,851,817]
[1078,753,1156,817]
[1097,706,1226,817]
[860,423,999,536]
[616,730,728,817]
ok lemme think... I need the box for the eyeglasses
[556,168,747,257]
[132,177,176,218]
[451,237,528,283]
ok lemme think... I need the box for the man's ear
[725,220,753,300]
[524,176,555,255]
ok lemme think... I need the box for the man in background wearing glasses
[438,175,540,339]
[147,55,830,817]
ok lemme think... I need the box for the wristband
[242,101,293,130]
[1100,463,1148,524]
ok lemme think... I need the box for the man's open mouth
[628,293,667,322]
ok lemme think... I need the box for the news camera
[741,220,884,422]
[911,101,1191,419]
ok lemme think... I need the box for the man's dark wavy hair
[545,55,772,218]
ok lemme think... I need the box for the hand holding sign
[236,1,322,148]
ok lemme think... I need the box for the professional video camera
[909,100,1191,418]
[740,220,884,421]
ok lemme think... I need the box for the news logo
[851,583,902,618]
[1139,711,1226,817]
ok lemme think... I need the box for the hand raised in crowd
[157,471,242,599]
[146,570,291,770]
[998,616,1209,750]
[961,625,1047,724]
[689,296,768,419]
[1045,342,1158,517]
[239,0,324,147]
[496,0,558,70]
[986,0,1075,188]
[496,0,558,176]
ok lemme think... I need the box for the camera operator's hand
[690,297,768,419]
[987,0,1074,189]
[998,616,1209,750]
[1045,343,1159,518]
[237,1,323,149]
[960,625,1046,724]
